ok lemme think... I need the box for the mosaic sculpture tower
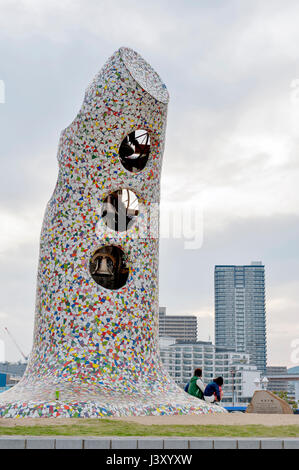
[0,48,225,417]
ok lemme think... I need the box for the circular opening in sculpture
[119,130,150,173]
[101,189,139,232]
[89,246,129,290]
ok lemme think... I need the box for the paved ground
[113,413,299,426]
[0,413,298,427]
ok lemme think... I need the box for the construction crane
[3,327,28,362]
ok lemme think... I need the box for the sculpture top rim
[119,47,169,105]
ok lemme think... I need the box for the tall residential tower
[214,262,267,374]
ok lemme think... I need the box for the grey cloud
[0,0,299,366]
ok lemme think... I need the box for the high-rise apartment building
[215,262,267,374]
[159,307,198,343]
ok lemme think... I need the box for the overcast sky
[0,0,299,367]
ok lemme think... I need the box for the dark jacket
[204,381,221,402]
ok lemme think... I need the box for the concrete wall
[0,437,298,449]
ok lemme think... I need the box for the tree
[273,391,298,411]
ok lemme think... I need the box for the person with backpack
[204,377,224,403]
[187,368,205,400]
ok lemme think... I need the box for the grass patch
[0,420,299,438]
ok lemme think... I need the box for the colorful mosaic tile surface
[0,48,225,417]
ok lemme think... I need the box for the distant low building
[159,339,215,387]
[0,362,27,393]
[0,362,27,377]
[266,366,289,394]
[159,307,198,343]
[0,367,25,394]
[215,349,261,405]
[288,367,299,402]
[159,339,260,405]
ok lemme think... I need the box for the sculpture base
[0,398,226,418]
[0,373,227,417]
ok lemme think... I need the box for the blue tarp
[224,406,247,413]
